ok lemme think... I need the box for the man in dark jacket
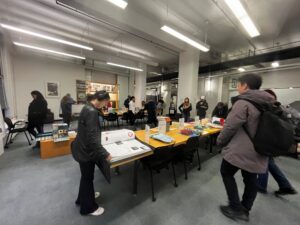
[124,95,131,109]
[217,74,273,222]
[71,91,112,216]
[196,96,208,119]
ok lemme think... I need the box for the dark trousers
[128,110,135,125]
[76,161,98,215]
[257,157,292,191]
[183,113,190,122]
[62,113,72,127]
[221,159,258,211]
[27,122,44,137]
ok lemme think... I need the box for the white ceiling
[0,0,299,74]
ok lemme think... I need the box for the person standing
[257,89,297,196]
[196,96,208,119]
[145,100,157,126]
[157,98,164,115]
[211,102,228,119]
[128,96,136,125]
[179,97,192,122]
[71,91,112,216]
[27,90,48,137]
[217,74,273,222]
[124,95,131,109]
[60,93,76,127]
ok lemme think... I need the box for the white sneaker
[89,207,104,216]
[95,192,100,199]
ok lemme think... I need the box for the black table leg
[209,135,213,154]
[132,160,140,195]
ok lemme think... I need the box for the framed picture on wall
[231,78,237,89]
[45,81,60,98]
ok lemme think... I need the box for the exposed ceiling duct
[147,46,300,83]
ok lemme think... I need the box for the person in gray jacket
[71,91,112,216]
[217,74,274,222]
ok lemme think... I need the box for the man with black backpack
[217,74,275,222]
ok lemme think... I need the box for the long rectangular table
[130,123,221,195]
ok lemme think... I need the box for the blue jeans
[257,157,292,191]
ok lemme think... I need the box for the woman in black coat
[27,91,48,137]
[211,102,228,119]
[71,91,112,216]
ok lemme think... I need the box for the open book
[102,129,152,163]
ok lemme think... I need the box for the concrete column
[177,47,200,117]
[1,41,17,118]
[128,70,135,96]
[134,63,147,108]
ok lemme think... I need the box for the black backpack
[241,99,294,157]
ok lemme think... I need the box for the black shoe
[257,187,268,194]
[220,205,249,222]
[275,188,298,196]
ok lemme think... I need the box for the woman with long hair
[179,97,192,122]
[27,90,48,137]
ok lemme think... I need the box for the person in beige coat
[217,74,274,222]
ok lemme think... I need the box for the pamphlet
[52,123,69,142]
[158,119,167,134]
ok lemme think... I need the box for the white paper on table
[195,116,200,126]
[103,139,151,162]
[102,129,135,145]
[158,120,166,134]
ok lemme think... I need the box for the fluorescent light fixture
[161,25,210,52]
[1,23,93,50]
[271,62,279,68]
[107,0,128,9]
[224,0,260,38]
[289,87,294,90]
[13,42,85,59]
[238,67,245,72]
[149,72,162,75]
[107,62,143,71]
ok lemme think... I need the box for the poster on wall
[76,80,87,104]
[45,81,60,98]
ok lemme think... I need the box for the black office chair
[120,112,129,125]
[105,113,119,127]
[141,145,178,201]
[135,110,145,124]
[173,136,201,180]
[4,118,32,148]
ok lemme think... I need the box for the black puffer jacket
[71,103,110,182]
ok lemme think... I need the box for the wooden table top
[135,123,221,149]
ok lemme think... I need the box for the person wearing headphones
[71,91,112,216]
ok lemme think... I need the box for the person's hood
[232,89,275,106]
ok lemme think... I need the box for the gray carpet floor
[0,124,299,225]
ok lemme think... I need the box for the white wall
[198,77,222,117]
[10,51,131,120]
[117,75,129,108]
[12,53,85,120]
[227,68,300,106]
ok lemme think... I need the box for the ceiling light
[224,0,260,38]
[289,87,294,90]
[107,0,128,9]
[161,25,210,52]
[107,62,143,71]
[149,72,162,75]
[1,23,93,50]
[238,67,245,72]
[13,42,85,59]
[271,62,279,68]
